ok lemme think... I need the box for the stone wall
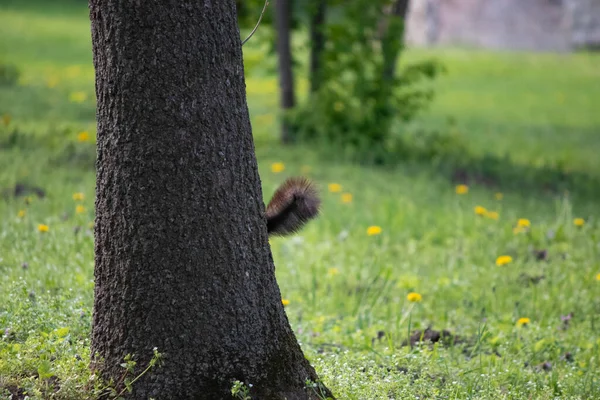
[567,0,600,49]
[405,0,600,52]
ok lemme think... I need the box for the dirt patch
[1,384,26,400]
[533,249,548,261]
[402,327,461,347]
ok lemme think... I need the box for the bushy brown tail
[266,177,320,236]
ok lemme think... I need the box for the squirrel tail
[266,177,321,236]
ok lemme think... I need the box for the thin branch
[241,0,270,46]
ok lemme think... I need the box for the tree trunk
[88,1,333,399]
[273,0,296,144]
[382,0,410,84]
[309,0,326,94]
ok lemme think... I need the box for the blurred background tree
[238,0,443,162]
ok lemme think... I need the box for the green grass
[1,1,600,399]
[404,49,600,173]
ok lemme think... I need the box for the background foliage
[290,1,443,161]
[1,0,600,398]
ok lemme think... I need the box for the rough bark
[382,0,410,84]
[309,0,326,94]
[88,0,332,399]
[273,0,296,144]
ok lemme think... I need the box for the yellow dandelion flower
[72,192,85,201]
[366,226,382,236]
[516,317,531,327]
[455,184,468,195]
[69,91,87,103]
[38,224,49,233]
[2,114,11,126]
[485,211,499,220]
[341,193,353,203]
[496,255,513,266]
[573,218,585,227]
[595,273,600,281]
[281,298,290,306]
[517,218,531,228]
[77,131,90,142]
[328,183,342,193]
[407,292,422,303]
[496,256,512,267]
[495,192,503,200]
[474,206,487,216]
[17,209,26,218]
[327,268,339,277]
[76,205,86,214]
[271,162,285,173]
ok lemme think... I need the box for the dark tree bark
[382,0,410,84]
[309,0,326,94]
[273,0,296,144]
[88,1,333,399]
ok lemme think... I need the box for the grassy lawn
[1,1,600,399]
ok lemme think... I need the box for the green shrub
[291,0,443,159]
[0,63,20,86]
